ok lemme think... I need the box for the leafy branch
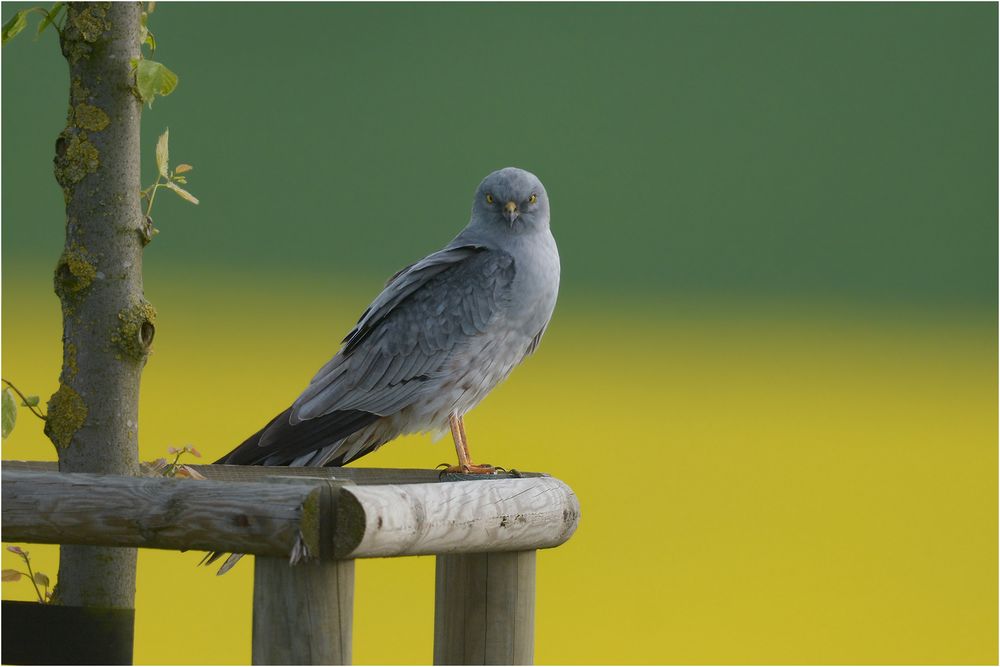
[1,3,64,46]
[128,2,179,108]
[2,546,52,603]
[2,379,45,421]
[140,129,198,242]
[2,378,45,440]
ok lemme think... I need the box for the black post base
[2,600,134,665]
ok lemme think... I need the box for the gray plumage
[217,167,560,468]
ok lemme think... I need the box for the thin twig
[1,378,46,420]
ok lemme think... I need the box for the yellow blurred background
[2,269,995,664]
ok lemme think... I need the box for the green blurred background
[2,2,996,664]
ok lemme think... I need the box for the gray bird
[216,167,560,473]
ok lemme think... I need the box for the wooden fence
[1,461,580,665]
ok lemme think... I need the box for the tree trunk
[48,1,147,609]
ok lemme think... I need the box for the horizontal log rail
[1,460,581,665]
[1,463,579,560]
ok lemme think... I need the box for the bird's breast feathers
[501,229,560,337]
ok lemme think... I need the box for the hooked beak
[504,201,519,223]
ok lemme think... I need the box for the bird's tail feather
[204,406,382,573]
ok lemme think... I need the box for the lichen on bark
[54,131,100,190]
[44,383,87,450]
[74,103,110,132]
[62,2,111,64]
[55,241,97,295]
[112,300,157,360]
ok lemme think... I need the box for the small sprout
[141,129,198,232]
[3,545,52,602]
[146,445,205,478]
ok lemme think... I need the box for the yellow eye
[528,194,538,204]
[485,193,494,204]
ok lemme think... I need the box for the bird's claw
[438,463,503,476]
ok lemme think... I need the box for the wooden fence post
[252,557,355,665]
[433,551,536,665]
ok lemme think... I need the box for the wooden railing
[1,461,581,665]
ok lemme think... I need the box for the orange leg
[449,413,472,469]
[445,414,496,474]
[457,416,471,462]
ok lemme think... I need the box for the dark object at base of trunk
[1,600,134,665]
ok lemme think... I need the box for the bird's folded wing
[290,244,516,423]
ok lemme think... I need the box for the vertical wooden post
[252,557,355,665]
[433,551,536,665]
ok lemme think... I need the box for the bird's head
[471,167,549,233]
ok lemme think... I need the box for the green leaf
[139,10,155,53]
[165,181,199,205]
[2,388,16,439]
[21,395,39,408]
[36,3,63,36]
[2,10,29,46]
[155,128,169,177]
[135,59,178,108]
[33,572,50,588]
[1,569,22,582]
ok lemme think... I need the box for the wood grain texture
[1,466,581,559]
[434,551,535,665]
[252,556,354,665]
[342,477,580,559]
[2,469,322,558]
